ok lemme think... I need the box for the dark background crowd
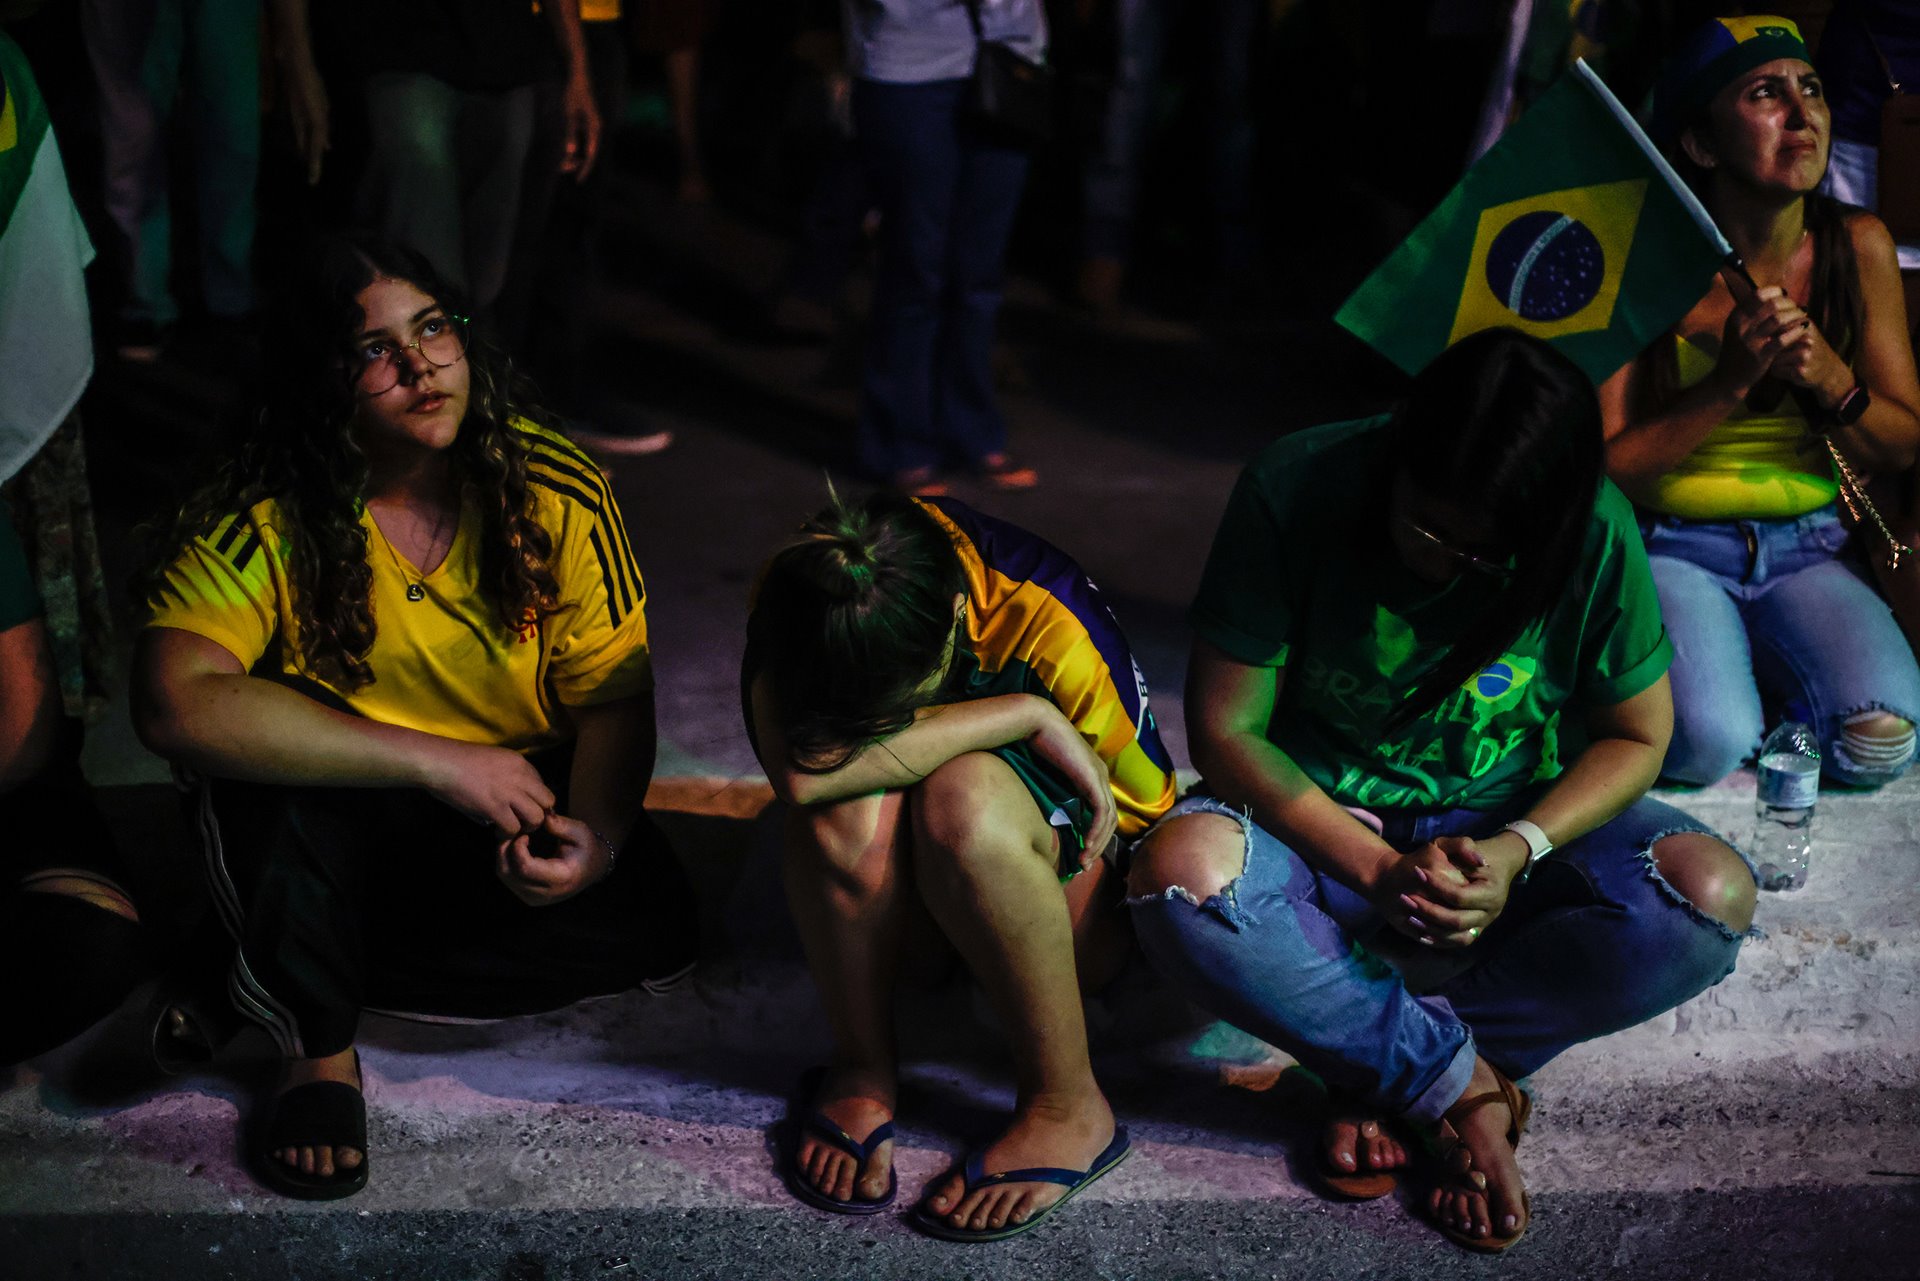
[16,0,1889,500]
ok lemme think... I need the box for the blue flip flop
[910,1126,1132,1242]
[782,1067,898,1215]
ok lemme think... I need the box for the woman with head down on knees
[1127,329,1757,1253]
[744,491,1176,1240]
[132,233,697,1201]
[1601,15,1920,789]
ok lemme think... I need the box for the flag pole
[1569,59,1753,286]
[1569,62,1913,567]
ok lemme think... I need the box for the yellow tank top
[1640,335,1837,520]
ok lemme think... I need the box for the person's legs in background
[357,73,468,295]
[1077,0,1166,312]
[81,0,175,352]
[936,115,1030,479]
[851,78,964,487]
[184,0,260,325]
[1204,0,1261,297]
[455,84,537,317]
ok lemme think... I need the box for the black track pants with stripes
[194,750,699,1060]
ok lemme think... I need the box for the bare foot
[797,1065,896,1204]
[1427,1056,1528,1244]
[922,1089,1115,1233]
[1323,1112,1410,1177]
[272,1047,364,1180]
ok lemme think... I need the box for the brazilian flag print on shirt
[1336,60,1723,384]
[1191,418,1672,812]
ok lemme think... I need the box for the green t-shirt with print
[1191,416,1671,812]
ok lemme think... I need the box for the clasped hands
[423,740,613,906]
[1373,834,1525,949]
[1717,285,1851,405]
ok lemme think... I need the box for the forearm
[134,668,440,788]
[1606,376,1747,489]
[1193,729,1400,897]
[1830,395,1920,476]
[563,692,658,847]
[264,0,318,74]
[542,0,591,77]
[1476,735,1663,885]
[771,693,1051,808]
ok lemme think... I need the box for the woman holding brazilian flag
[1599,15,1920,791]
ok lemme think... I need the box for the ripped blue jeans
[1643,506,1920,788]
[1128,792,1754,1126]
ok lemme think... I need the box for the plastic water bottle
[1753,722,1820,892]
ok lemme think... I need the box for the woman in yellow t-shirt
[1601,16,1920,788]
[133,233,695,1202]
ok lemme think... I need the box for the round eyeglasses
[1396,514,1514,580]
[353,312,469,396]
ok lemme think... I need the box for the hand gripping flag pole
[1574,58,1915,571]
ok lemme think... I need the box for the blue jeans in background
[851,77,1030,479]
[1129,792,1751,1125]
[1644,506,1920,788]
[83,0,261,326]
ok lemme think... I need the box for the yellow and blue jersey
[917,498,1177,838]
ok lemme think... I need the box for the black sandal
[254,1052,370,1201]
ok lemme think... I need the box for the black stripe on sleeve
[213,514,246,557]
[587,527,623,627]
[531,461,642,615]
[230,531,263,573]
[527,473,636,619]
[517,432,646,604]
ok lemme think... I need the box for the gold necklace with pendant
[371,501,454,603]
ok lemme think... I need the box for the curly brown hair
[141,234,561,690]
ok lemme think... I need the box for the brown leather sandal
[1426,1065,1532,1253]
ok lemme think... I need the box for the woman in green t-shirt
[1128,330,1757,1253]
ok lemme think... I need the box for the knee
[910,754,1041,875]
[1662,716,1756,786]
[1651,832,1756,935]
[1829,712,1916,787]
[1126,812,1246,903]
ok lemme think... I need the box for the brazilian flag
[1336,61,1726,384]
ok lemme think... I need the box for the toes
[855,1142,892,1200]
[338,1147,364,1171]
[298,1145,316,1175]
[1357,1122,1389,1171]
[1490,1177,1528,1236]
[972,1189,1010,1232]
[926,1173,963,1215]
[1322,1118,1360,1171]
[316,1147,335,1179]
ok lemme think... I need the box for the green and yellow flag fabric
[1335,60,1726,384]
[0,33,95,484]
[0,34,51,235]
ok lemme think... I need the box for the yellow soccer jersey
[146,422,651,752]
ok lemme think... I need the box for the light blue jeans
[1643,506,1920,788]
[1128,792,1752,1125]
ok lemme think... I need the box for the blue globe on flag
[1484,211,1606,322]
[1473,662,1518,700]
